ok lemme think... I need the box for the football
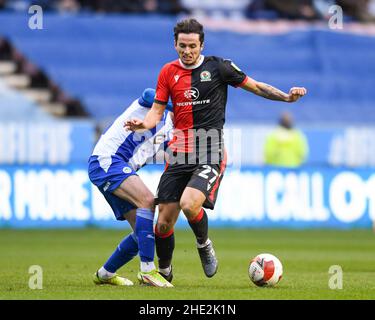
[248,253,283,287]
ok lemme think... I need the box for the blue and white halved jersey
[88,98,173,219]
[91,98,173,173]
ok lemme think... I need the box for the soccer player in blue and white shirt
[88,88,173,287]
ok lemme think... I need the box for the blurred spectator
[1,0,29,11]
[313,0,335,20]
[158,0,189,14]
[336,0,375,23]
[1,0,80,12]
[247,0,321,20]
[181,0,247,19]
[0,37,13,60]
[77,0,187,14]
[1,0,374,21]
[1,0,187,13]
[263,112,309,168]
[57,0,80,12]
[370,0,375,15]
[78,0,147,13]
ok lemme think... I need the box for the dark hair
[174,18,204,44]
[279,112,294,129]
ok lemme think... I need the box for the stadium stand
[1,12,374,127]
[0,78,55,120]
[0,35,88,117]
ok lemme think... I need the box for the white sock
[98,266,115,279]
[141,261,156,273]
[197,238,211,249]
[159,266,171,275]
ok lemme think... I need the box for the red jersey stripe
[209,150,227,201]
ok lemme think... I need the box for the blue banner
[0,165,374,229]
[0,120,95,165]
[224,125,375,168]
[1,121,375,168]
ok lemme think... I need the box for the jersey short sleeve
[155,64,170,105]
[218,59,247,87]
[164,112,174,143]
[160,112,174,152]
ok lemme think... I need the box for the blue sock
[103,233,139,273]
[135,208,155,263]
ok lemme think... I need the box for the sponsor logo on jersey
[184,87,200,100]
[103,181,111,192]
[176,99,210,107]
[200,70,212,82]
[123,167,132,174]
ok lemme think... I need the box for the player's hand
[287,87,307,102]
[124,118,144,131]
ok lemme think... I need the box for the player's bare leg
[180,187,218,278]
[155,202,180,282]
[113,175,155,209]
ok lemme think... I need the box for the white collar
[178,55,205,70]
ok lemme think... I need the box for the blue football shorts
[88,155,137,220]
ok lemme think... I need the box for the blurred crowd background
[0,0,374,228]
[0,0,375,22]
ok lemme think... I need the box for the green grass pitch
[1,228,374,300]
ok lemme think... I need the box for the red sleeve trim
[235,75,249,88]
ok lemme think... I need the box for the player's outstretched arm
[240,77,307,102]
[124,102,166,131]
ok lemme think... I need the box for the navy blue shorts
[88,155,137,220]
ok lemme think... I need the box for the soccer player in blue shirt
[88,88,173,287]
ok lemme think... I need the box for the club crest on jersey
[200,70,211,82]
[174,75,180,83]
[123,167,132,174]
[184,87,200,100]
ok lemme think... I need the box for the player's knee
[156,220,174,236]
[180,199,200,220]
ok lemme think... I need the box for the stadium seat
[0,12,374,124]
